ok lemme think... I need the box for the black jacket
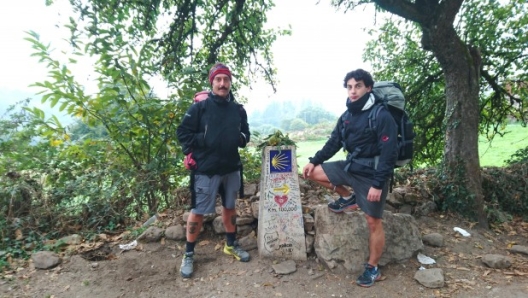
[176,92,250,176]
[309,94,398,189]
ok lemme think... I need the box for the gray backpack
[369,81,415,167]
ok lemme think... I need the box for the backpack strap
[367,103,385,133]
[340,111,349,150]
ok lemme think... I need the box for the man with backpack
[302,69,398,288]
[176,63,251,278]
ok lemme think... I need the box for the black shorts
[321,160,388,218]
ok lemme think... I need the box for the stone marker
[258,146,307,260]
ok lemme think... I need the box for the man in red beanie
[177,63,250,278]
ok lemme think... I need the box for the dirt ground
[1,209,528,298]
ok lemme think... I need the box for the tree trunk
[425,20,488,229]
[349,0,488,228]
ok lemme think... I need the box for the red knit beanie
[208,63,232,85]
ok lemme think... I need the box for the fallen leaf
[15,229,23,240]
[199,240,210,246]
[514,270,527,276]
[456,267,471,271]
[214,243,222,251]
[237,270,246,276]
[64,285,70,291]
[160,238,165,245]
[483,270,491,276]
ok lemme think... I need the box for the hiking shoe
[180,252,194,278]
[328,195,358,213]
[356,263,381,287]
[223,241,250,262]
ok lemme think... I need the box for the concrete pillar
[257,146,307,260]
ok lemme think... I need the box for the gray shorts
[321,160,388,218]
[193,171,240,215]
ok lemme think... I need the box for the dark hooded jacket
[309,92,398,189]
[176,92,250,176]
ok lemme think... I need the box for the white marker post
[257,146,307,260]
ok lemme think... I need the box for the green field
[295,124,528,167]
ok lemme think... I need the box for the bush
[506,146,528,165]
[394,162,528,222]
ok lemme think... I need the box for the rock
[303,213,314,232]
[203,213,216,223]
[422,233,444,247]
[249,195,260,202]
[237,225,253,237]
[305,234,314,255]
[182,211,190,222]
[384,203,397,213]
[251,201,259,219]
[414,268,445,288]
[414,201,437,217]
[137,226,164,242]
[299,180,310,193]
[510,245,528,256]
[387,192,404,207]
[272,260,297,275]
[403,192,420,205]
[32,251,61,270]
[212,216,226,234]
[482,254,512,269]
[399,204,413,215]
[59,234,82,245]
[244,183,258,197]
[165,224,186,241]
[236,216,255,226]
[237,231,257,251]
[314,207,423,273]
[392,187,407,196]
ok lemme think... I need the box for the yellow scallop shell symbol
[271,152,288,170]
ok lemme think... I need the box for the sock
[367,263,378,272]
[343,194,353,200]
[226,232,236,246]
[185,241,196,254]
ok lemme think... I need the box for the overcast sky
[0,0,378,117]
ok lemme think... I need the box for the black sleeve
[239,105,250,148]
[371,108,398,189]
[176,102,205,154]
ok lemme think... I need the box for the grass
[479,124,528,166]
[295,124,527,168]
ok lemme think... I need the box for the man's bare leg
[306,165,352,197]
[365,214,385,267]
